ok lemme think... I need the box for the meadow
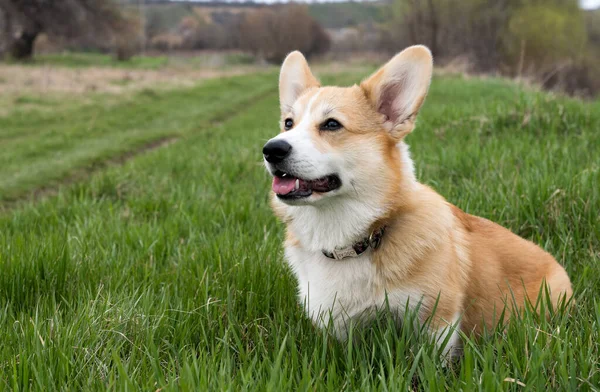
[0,62,599,390]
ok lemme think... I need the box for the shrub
[505,4,587,74]
[169,13,240,51]
[541,56,600,98]
[382,0,600,97]
[384,0,512,71]
[239,5,330,63]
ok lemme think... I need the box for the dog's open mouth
[272,171,341,199]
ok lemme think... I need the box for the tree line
[0,0,598,96]
[382,0,599,96]
[0,0,138,60]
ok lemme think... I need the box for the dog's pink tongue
[272,176,296,195]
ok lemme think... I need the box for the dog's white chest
[285,245,421,336]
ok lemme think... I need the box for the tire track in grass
[0,70,364,211]
[0,86,277,213]
[0,73,279,199]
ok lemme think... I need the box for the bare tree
[0,0,131,60]
[0,4,12,55]
[426,0,438,56]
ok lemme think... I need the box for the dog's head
[264,46,433,213]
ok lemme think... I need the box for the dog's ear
[361,45,433,139]
[279,51,320,114]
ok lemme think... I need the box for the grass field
[23,52,171,70]
[25,52,258,69]
[0,72,275,202]
[0,67,599,390]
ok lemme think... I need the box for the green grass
[0,71,599,390]
[0,72,275,202]
[18,52,259,70]
[24,52,170,69]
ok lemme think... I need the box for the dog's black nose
[263,140,292,163]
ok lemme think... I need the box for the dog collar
[322,226,386,260]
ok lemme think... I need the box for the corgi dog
[262,45,573,355]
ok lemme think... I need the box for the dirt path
[0,64,266,96]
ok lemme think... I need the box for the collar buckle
[369,226,385,250]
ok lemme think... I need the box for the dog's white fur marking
[285,244,430,341]
[287,197,385,253]
[286,247,379,333]
[397,141,417,189]
[434,313,462,358]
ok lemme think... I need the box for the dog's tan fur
[269,46,572,338]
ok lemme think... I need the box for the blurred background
[1,2,599,389]
[0,0,599,97]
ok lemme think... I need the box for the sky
[581,0,600,8]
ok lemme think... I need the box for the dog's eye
[320,118,342,131]
[284,118,294,130]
